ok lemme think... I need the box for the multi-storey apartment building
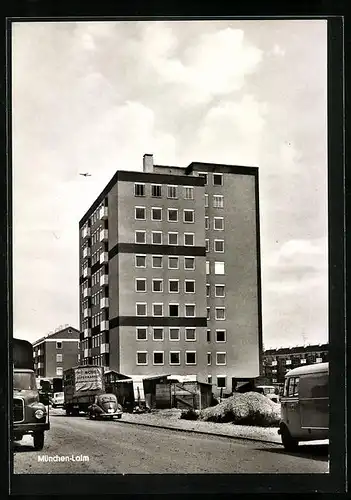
[263,343,329,384]
[33,326,80,378]
[79,154,262,394]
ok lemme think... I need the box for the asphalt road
[13,409,329,475]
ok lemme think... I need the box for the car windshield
[14,372,37,391]
[264,388,276,395]
[54,392,64,398]
[98,395,116,403]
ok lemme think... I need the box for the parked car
[278,362,328,451]
[87,393,123,420]
[255,385,280,403]
[51,392,65,408]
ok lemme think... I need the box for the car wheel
[33,431,45,451]
[281,425,299,451]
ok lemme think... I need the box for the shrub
[199,392,281,427]
[180,408,199,420]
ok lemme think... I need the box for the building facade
[33,326,80,378]
[79,154,262,394]
[263,344,329,384]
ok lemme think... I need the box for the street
[13,409,328,474]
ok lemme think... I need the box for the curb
[118,418,281,446]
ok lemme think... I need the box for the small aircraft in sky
[79,173,92,177]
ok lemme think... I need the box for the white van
[278,362,328,451]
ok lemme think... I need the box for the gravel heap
[199,392,281,427]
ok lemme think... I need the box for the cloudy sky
[11,20,328,349]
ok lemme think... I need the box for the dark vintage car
[87,393,123,420]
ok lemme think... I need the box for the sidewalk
[120,409,282,444]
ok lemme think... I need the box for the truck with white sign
[63,365,105,415]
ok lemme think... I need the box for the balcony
[100,320,109,331]
[33,351,37,358]
[83,308,91,318]
[100,297,109,309]
[83,348,91,358]
[83,267,91,278]
[37,362,44,368]
[100,343,109,354]
[83,247,91,259]
[37,349,42,356]
[83,328,91,339]
[83,287,91,298]
[100,229,108,242]
[100,252,109,265]
[99,206,108,220]
[100,274,108,286]
[82,226,90,239]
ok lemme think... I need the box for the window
[151,184,162,197]
[152,255,163,268]
[135,231,146,244]
[135,255,146,268]
[185,280,195,293]
[206,261,210,274]
[215,262,225,275]
[216,330,226,342]
[56,367,63,376]
[207,307,210,320]
[185,351,196,365]
[184,209,194,223]
[56,342,62,349]
[205,194,209,207]
[286,359,292,365]
[152,231,162,244]
[214,240,224,253]
[205,217,209,230]
[137,352,148,365]
[136,328,147,341]
[287,377,299,397]
[153,328,164,341]
[215,307,226,320]
[56,354,63,362]
[217,376,226,388]
[213,173,223,186]
[213,195,224,208]
[169,328,180,341]
[205,239,209,252]
[135,278,147,292]
[167,185,178,199]
[207,330,211,342]
[168,232,178,245]
[300,358,307,364]
[168,256,179,269]
[207,352,212,365]
[184,257,195,270]
[184,233,194,246]
[185,328,196,341]
[184,186,194,199]
[152,303,163,317]
[168,208,178,222]
[169,351,180,365]
[216,352,226,366]
[151,207,162,221]
[185,304,196,317]
[208,375,212,384]
[206,284,210,297]
[136,303,147,316]
[153,351,164,365]
[135,206,146,220]
[215,284,225,297]
[152,279,163,293]
[198,172,207,185]
[169,280,179,293]
[169,304,179,317]
[214,217,224,232]
[134,184,145,197]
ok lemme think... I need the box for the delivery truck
[13,338,50,450]
[63,365,105,415]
